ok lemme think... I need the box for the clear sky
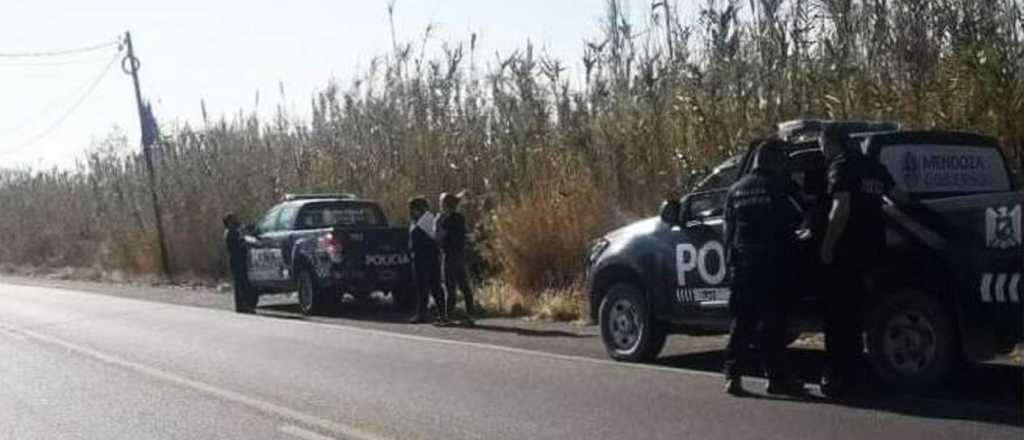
[1,0,698,169]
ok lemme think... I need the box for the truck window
[296,203,387,230]
[879,144,1012,195]
[276,203,301,231]
[686,189,728,219]
[256,204,284,233]
[694,156,742,192]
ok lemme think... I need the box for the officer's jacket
[724,169,803,258]
[826,152,895,254]
[224,227,248,271]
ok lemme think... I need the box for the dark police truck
[585,120,1023,387]
[245,194,415,316]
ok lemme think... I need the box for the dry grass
[490,165,616,293]
[477,279,588,322]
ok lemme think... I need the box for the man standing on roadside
[408,196,449,325]
[224,213,256,314]
[818,124,896,397]
[437,191,476,325]
[722,139,806,396]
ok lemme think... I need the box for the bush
[491,164,614,293]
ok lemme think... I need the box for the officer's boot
[724,375,746,396]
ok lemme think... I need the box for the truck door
[672,189,732,315]
[248,204,291,293]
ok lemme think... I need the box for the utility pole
[123,31,172,280]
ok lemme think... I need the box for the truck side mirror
[660,199,681,225]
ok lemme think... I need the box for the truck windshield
[295,203,387,229]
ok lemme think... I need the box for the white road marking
[280,425,337,440]
[305,318,728,379]
[10,325,388,440]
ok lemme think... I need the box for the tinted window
[788,149,828,198]
[879,144,1011,195]
[694,156,742,192]
[688,190,728,219]
[296,203,386,230]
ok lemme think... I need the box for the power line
[0,38,121,59]
[0,51,122,156]
[0,54,120,135]
[0,54,117,67]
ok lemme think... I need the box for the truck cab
[586,121,1022,387]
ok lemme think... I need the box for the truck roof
[283,198,383,207]
[778,119,900,143]
[284,193,358,201]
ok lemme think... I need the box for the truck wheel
[599,283,667,362]
[866,290,960,389]
[297,269,336,316]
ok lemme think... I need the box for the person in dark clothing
[818,124,897,398]
[223,213,256,314]
[437,191,476,325]
[722,139,807,396]
[407,196,449,325]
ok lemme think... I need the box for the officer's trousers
[443,254,474,315]
[414,259,448,320]
[724,251,790,380]
[230,263,256,313]
[823,258,867,383]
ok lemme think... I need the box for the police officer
[723,139,806,396]
[407,196,450,325]
[223,213,256,314]
[818,124,896,397]
[437,191,476,325]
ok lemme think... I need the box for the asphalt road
[0,282,1021,440]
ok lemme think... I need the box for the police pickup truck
[585,120,1022,387]
[246,194,414,315]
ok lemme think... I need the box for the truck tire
[297,269,337,316]
[865,290,960,389]
[599,283,667,362]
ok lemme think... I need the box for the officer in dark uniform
[408,197,450,325]
[223,213,256,314]
[818,124,896,397]
[437,191,476,325]
[722,139,806,396]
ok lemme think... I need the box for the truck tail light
[319,233,344,263]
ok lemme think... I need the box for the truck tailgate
[330,227,411,286]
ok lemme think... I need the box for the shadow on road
[255,302,593,338]
[464,323,593,338]
[654,348,1024,426]
[258,302,412,324]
